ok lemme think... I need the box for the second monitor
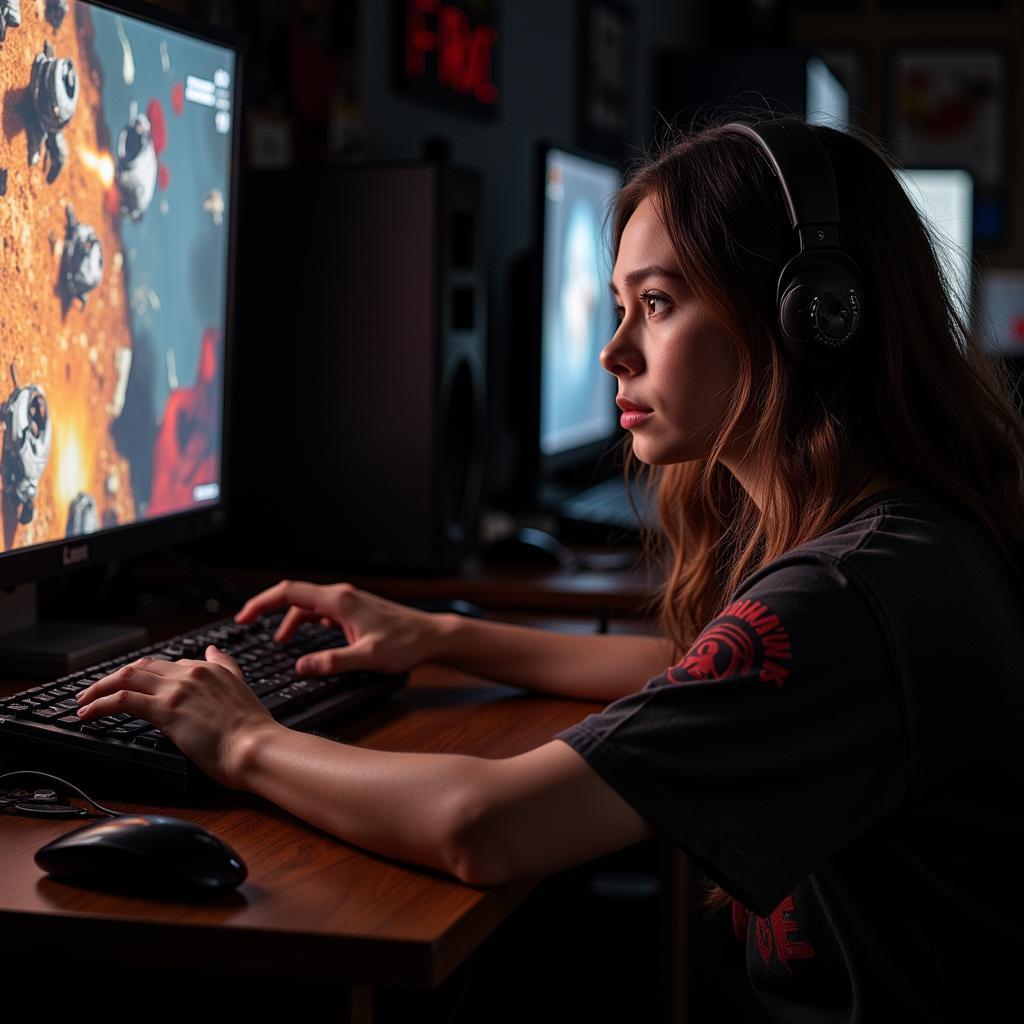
[527,143,653,538]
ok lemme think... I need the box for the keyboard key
[134,730,172,750]
[30,707,65,722]
[249,678,280,698]
[117,721,150,735]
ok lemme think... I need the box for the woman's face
[602,195,739,466]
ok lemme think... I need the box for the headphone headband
[722,120,842,252]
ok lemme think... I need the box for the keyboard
[557,476,654,533]
[0,612,407,796]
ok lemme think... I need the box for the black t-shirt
[553,485,1024,1022]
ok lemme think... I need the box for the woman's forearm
[431,614,673,702]
[232,723,486,881]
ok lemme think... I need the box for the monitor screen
[805,56,849,130]
[896,168,974,325]
[539,147,620,459]
[0,1,235,560]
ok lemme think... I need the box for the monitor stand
[0,583,148,679]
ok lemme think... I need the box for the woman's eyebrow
[609,265,686,295]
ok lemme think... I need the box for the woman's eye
[640,291,669,317]
[613,305,625,324]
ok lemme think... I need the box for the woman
[77,116,1024,1020]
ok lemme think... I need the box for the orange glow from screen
[51,383,98,519]
[78,147,116,189]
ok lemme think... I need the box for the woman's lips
[617,397,653,428]
[620,409,654,428]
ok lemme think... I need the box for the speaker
[228,162,486,574]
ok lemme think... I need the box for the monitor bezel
[0,0,245,590]
[534,140,624,485]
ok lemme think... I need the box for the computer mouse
[35,814,247,898]
[480,527,577,570]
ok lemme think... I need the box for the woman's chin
[630,437,704,467]
[630,442,670,466]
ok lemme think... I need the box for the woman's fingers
[76,688,162,723]
[274,605,320,643]
[63,649,272,788]
[235,580,335,624]
[234,579,296,622]
[76,656,177,707]
[205,645,244,680]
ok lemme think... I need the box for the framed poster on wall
[578,0,634,159]
[886,45,1011,245]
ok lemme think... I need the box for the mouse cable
[0,771,120,818]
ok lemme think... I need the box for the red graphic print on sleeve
[669,599,793,688]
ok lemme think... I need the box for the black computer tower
[228,162,486,574]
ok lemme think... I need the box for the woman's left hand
[75,646,280,788]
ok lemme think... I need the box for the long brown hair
[612,117,1024,910]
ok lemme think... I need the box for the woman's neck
[722,459,906,513]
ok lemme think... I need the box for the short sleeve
[553,555,907,915]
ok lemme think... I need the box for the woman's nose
[600,325,641,377]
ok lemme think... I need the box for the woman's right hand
[234,580,447,677]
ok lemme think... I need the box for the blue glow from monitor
[806,57,849,130]
[540,149,620,458]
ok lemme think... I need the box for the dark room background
[147,0,1024,530]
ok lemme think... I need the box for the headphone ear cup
[776,251,865,361]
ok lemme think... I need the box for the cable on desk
[0,770,120,818]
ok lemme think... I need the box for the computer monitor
[654,47,849,141]
[537,144,621,482]
[0,0,241,669]
[895,168,974,326]
[805,57,849,131]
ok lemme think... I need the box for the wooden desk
[0,655,689,1023]
[0,564,689,1022]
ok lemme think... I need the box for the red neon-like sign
[404,0,499,107]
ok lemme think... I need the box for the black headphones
[721,119,865,366]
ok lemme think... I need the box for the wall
[356,0,697,500]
